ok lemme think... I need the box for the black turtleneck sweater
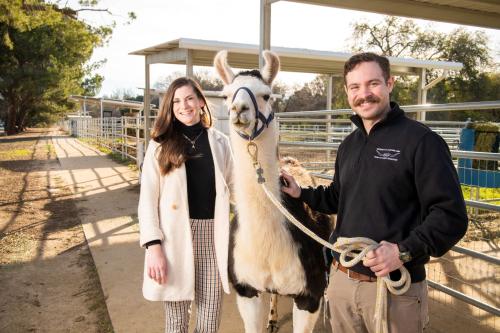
[178,121,216,220]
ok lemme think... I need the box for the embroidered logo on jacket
[374,148,400,161]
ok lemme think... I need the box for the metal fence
[426,150,499,332]
[60,101,499,332]
[276,103,499,333]
[63,116,144,163]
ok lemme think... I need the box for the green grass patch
[0,149,32,159]
[77,138,138,171]
[129,214,139,232]
[46,144,54,156]
[109,151,138,171]
[461,185,500,202]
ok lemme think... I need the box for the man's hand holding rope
[363,241,404,277]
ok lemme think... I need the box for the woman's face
[172,85,205,126]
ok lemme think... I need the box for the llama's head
[214,50,280,140]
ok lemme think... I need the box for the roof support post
[259,0,272,69]
[144,57,151,148]
[186,49,194,78]
[326,75,333,110]
[417,68,427,121]
[100,98,104,138]
[326,75,333,161]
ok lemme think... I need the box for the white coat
[138,127,233,301]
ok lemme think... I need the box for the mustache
[354,95,381,107]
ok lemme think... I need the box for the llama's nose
[231,103,250,116]
[230,103,251,126]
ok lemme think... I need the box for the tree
[194,70,224,91]
[283,75,349,113]
[269,80,290,113]
[351,16,433,58]
[350,16,499,121]
[0,0,134,134]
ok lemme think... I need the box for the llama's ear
[214,50,235,85]
[261,50,280,85]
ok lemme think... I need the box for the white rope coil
[260,183,411,333]
[333,237,411,333]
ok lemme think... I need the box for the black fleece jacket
[300,102,468,282]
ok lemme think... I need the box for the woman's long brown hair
[151,77,213,175]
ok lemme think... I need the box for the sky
[72,0,500,97]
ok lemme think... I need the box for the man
[281,52,468,332]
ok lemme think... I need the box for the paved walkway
[51,135,161,332]
[51,134,327,333]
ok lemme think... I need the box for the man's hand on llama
[280,170,301,198]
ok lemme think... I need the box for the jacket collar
[350,102,405,135]
[207,127,225,144]
[206,128,227,189]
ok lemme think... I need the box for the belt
[332,258,377,282]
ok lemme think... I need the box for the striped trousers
[164,219,223,333]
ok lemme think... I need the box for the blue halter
[231,86,275,141]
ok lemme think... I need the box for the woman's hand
[146,244,168,284]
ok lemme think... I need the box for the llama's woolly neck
[229,124,280,185]
[230,124,284,236]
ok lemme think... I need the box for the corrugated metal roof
[283,0,500,29]
[129,38,463,76]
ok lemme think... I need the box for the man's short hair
[343,52,391,84]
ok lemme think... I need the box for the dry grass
[0,129,113,332]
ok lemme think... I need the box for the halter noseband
[231,86,274,141]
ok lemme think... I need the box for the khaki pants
[326,265,429,333]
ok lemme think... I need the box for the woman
[138,77,233,333]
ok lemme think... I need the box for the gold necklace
[182,132,203,149]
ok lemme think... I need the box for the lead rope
[246,142,411,333]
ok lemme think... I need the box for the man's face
[344,61,394,123]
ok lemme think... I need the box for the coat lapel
[207,128,227,192]
[173,163,189,211]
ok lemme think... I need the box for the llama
[214,50,332,333]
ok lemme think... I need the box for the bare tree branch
[75,8,112,14]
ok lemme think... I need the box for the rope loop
[246,141,258,163]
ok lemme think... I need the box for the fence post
[136,116,144,184]
[137,140,144,176]
[121,117,125,159]
[136,117,142,169]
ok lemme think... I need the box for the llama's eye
[263,95,270,101]
[222,95,228,100]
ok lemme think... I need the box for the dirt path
[0,129,112,332]
[50,131,162,332]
